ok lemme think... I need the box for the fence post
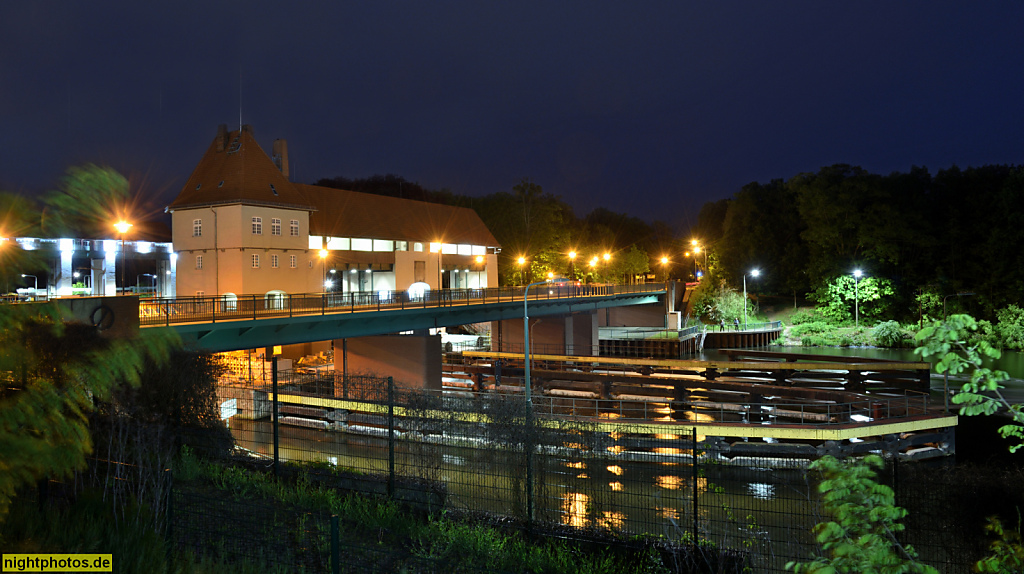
[273,354,280,477]
[387,376,395,499]
[526,399,535,525]
[164,467,173,541]
[692,426,699,543]
[331,514,340,574]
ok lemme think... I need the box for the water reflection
[562,492,588,527]
[607,465,624,476]
[656,475,683,490]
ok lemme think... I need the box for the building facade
[166,125,500,300]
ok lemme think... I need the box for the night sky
[2,2,1023,229]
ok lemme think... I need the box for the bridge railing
[140,282,666,326]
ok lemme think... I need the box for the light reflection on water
[228,417,821,571]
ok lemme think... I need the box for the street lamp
[517,256,526,286]
[943,292,976,319]
[743,269,760,329]
[318,249,329,292]
[853,269,863,327]
[523,279,552,404]
[114,221,132,295]
[660,256,669,281]
[568,251,576,280]
[137,273,156,296]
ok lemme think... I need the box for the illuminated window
[271,218,281,236]
[271,255,279,268]
[192,219,202,237]
[289,255,297,268]
[195,255,203,270]
[252,217,262,235]
[290,220,299,236]
[414,242,424,252]
[252,254,260,268]
[196,291,204,297]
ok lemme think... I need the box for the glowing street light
[568,250,577,279]
[743,269,760,329]
[517,255,527,285]
[114,221,132,295]
[319,249,329,292]
[853,269,863,327]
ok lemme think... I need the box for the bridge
[137,283,667,352]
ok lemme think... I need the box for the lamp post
[137,273,156,296]
[853,269,863,327]
[568,251,576,280]
[743,269,760,329]
[660,256,669,282]
[114,221,132,295]
[517,256,526,286]
[436,241,444,290]
[523,280,550,404]
[319,249,328,292]
[943,291,976,319]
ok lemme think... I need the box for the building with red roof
[166,125,500,302]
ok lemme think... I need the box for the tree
[0,166,178,522]
[810,275,895,324]
[787,455,937,574]
[915,314,1024,571]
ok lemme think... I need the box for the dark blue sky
[2,2,1023,229]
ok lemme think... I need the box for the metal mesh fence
[179,373,1001,573]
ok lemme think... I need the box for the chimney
[272,139,290,178]
[215,124,228,152]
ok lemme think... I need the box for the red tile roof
[298,184,499,247]
[167,125,499,248]
[167,126,315,211]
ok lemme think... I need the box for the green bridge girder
[165,291,663,352]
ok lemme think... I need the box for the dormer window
[270,184,278,196]
[218,181,224,187]
[195,183,201,190]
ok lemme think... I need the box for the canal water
[224,345,1021,571]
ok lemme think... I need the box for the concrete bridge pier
[492,310,599,356]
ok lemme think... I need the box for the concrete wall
[57,295,139,340]
[337,335,441,391]
[492,311,597,356]
[599,304,667,328]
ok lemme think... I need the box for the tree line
[695,163,1024,321]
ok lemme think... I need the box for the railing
[139,282,666,326]
[600,324,703,340]
[530,392,933,426]
[706,320,783,332]
[220,370,933,427]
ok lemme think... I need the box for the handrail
[139,282,667,326]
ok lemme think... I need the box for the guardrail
[140,282,666,326]
[600,324,703,340]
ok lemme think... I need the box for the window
[196,255,203,270]
[414,242,424,252]
[192,219,202,237]
[289,255,297,268]
[271,218,281,236]
[290,220,299,236]
[252,217,262,235]
[196,291,205,297]
[351,238,372,251]
[271,254,279,268]
[252,254,260,268]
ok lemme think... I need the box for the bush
[790,321,832,338]
[788,309,827,325]
[996,305,1024,350]
[872,320,907,348]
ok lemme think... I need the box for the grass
[170,447,686,573]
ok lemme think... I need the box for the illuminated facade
[166,125,500,299]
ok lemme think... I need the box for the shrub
[996,305,1024,350]
[788,309,826,325]
[872,320,907,348]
